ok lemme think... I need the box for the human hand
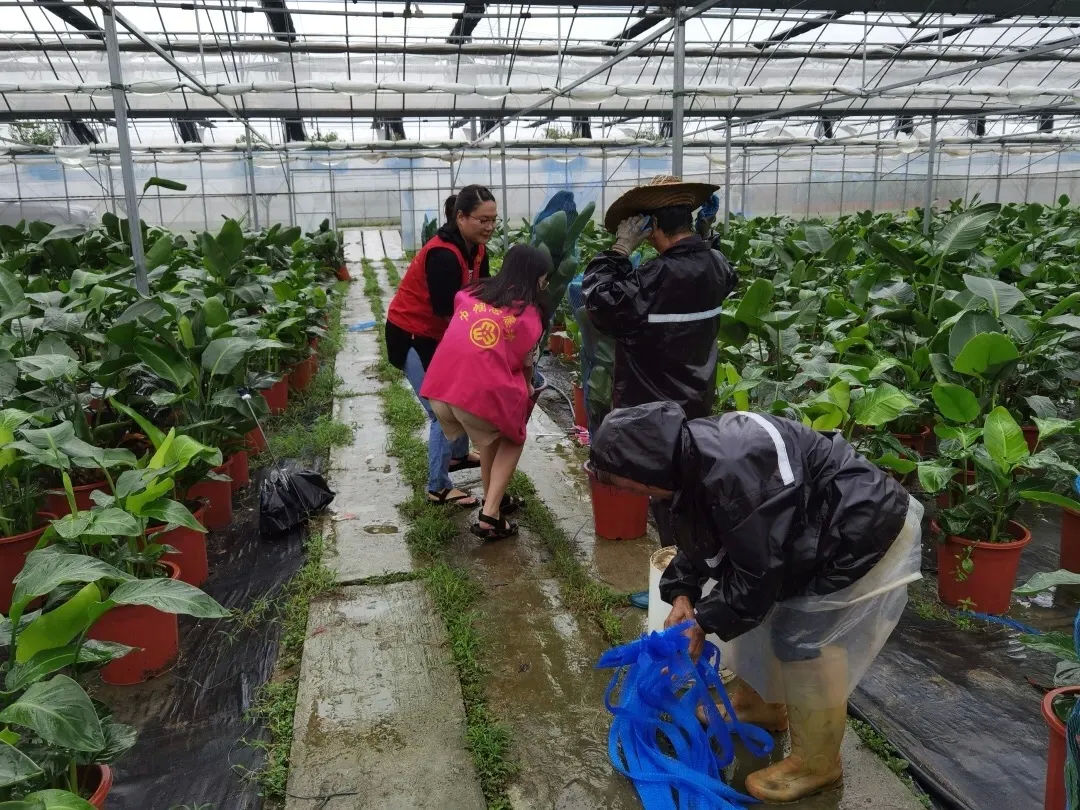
[613,215,652,256]
[665,596,706,660]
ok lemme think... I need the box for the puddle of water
[363,523,399,534]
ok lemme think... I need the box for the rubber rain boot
[744,647,847,803]
[697,676,788,731]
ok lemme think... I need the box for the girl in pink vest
[421,245,551,540]
[385,186,496,507]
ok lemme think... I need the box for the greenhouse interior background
[5,1,1080,246]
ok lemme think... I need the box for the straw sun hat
[603,175,720,234]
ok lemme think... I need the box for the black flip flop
[448,456,481,473]
[471,513,518,541]
[427,489,480,508]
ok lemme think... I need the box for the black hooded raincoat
[590,403,910,642]
[582,236,737,419]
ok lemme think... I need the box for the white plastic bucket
[647,546,723,649]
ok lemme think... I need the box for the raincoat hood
[589,402,686,491]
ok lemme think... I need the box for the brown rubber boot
[696,677,788,731]
[744,649,847,803]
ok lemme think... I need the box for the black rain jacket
[589,402,910,642]
[582,235,737,419]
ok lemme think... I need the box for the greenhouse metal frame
[7,0,1080,277]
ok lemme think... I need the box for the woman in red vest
[386,185,497,507]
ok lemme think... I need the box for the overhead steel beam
[379,0,1080,12]
[448,3,487,43]
[604,9,667,48]
[259,0,306,142]
[16,104,1080,122]
[753,11,846,48]
[905,14,1009,45]
[34,0,103,40]
[10,39,1080,63]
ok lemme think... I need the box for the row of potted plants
[0,209,342,806]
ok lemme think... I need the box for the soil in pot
[0,512,56,612]
[80,763,113,810]
[88,562,182,685]
[44,479,111,517]
[147,501,209,587]
[586,467,649,541]
[935,520,1031,614]
[185,465,233,531]
[1042,686,1080,810]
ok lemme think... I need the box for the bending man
[588,402,923,803]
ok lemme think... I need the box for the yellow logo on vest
[469,318,501,350]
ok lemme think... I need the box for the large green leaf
[217,219,245,265]
[917,462,957,494]
[1019,631,1078,663]
[142,176,187,193]
[14,355,78,383]
[0,675,104,753]
[869,234,920,275]
[108,577,229,618]
[933,210,998,256]
[108,400,165,449]
[1047,314,1080,332]
[1034,417,1079,442]
[15,582,102,664]
[12,551,130,621]
[20,790,95,810]
[983,406,1029,469]
[952,333,1019,378]
[932,383,980,424]
[852,383,917,427]
[0,741,42,790]
[202,337,255,377]
[948,310,1000,361]
[873,454,917,475]
[144,234,173,270]
[1015,569,1080,595]
[0,270,25,312]
[1020,490,1080,512]
[802,225,834,253]
[6,640,131,692]
[140,499,206,533]
[734,278,774,324]
[133,337,193,390]
[962,274,1026,317]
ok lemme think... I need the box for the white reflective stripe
[737,412,795,485]
[646,303,725,324]
[705,550,724,568]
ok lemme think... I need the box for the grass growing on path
[244,533,337,805]
[382,256,402,288]
[360,257,517,808]
[849,718,933,809]
[507,473,627,644]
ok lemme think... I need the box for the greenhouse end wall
[3,146,1078,245]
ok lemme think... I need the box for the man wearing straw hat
[582,175,737,547]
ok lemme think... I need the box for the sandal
[479,495,524,516]
[471,513,518,541]
[448,455,481,473]
[427,488,480,508]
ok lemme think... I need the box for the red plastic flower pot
[259,377,289,414]
[0,513,56,613]
[935,520,1031,615]
[246,426,267,456]
[1023,425,1040,454]
[336,264,351,281]
[547,334,564,355]
[586,466,649,541]
[185,465,233,531]
[88,562,182,685]
[82,764,113,810]
[1061,508,1080,574]
[44,480,110,517]
[893,425,931,456]
[1043,686,1080,810]
[561,342,577,360]
[934,468,976,509]
[572,384,587,429]
[290,354,315,392]
[228,450,250,492]
[147,502,209,587]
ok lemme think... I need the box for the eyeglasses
[467,215,499,228]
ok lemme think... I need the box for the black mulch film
[94,467,309,810]
[851,501,1070,810]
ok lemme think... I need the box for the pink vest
[420,290,543,443]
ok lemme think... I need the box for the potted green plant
[934,407,1080,614]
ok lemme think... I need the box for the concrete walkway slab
[361,229,386,261]
[381,230,405,260]
[285,583,484,810]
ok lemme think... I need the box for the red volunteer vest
[387,235,486,340]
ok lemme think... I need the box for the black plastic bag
[259,462,335,538]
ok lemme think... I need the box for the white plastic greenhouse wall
[4,145,1080,249]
